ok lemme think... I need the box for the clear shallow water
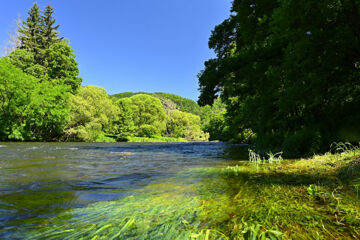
[0,142,247,238]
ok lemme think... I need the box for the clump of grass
[267,151,283,164]
[248,149,262,164]
[330,142,360,157]
[248,149,283,165]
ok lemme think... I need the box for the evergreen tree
[18,3,43,64]
[42,4,62,49]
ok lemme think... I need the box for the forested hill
[111,92,202,115]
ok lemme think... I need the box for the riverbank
[17,145,359,239]
[125,136,187,142]
[219,146,360,239]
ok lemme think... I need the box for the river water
[0,142,247,239]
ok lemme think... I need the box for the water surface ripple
[0,142,246,238]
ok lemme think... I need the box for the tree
[198,0,360,156]
[15,3,81,92]
[127,94,166,137]
[66,86,119,142]
[114,97,136,138]
[41,4,61,49]
[45,40,82,92]
[0,58,70,141]
[7,49,47,79]
[167,110,209,141]
[18,3,43,64]
[200,98,228,141]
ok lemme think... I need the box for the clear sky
[0,1,231,100]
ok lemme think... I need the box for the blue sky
[0,1,231,100]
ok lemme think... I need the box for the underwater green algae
[10,150,360,240]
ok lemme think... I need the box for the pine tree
[18,3,43,64]
[42,4,62,49]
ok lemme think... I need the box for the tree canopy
[66,86,119,142]
[0,58,70,141]
[198,0,360,156]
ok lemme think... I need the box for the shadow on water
[0,142,248,238]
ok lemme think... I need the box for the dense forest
[198,0,360,156]
[0,3,225,143]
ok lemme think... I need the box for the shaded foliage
[198,0,360,156]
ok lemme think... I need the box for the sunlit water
[0,142,247,239]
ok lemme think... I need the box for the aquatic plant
[9,149,360,240]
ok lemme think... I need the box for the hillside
[110,92,202,115]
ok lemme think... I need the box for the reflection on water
[0,142,247,238]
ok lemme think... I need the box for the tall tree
[41,4,62,49]
[18,3,43,64]
[198,0,360,156]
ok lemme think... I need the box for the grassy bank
[19,146,360,239]
[125,136,187,142]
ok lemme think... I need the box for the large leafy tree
[128,94,166,137]
[0,58,70,141]
[45,40,82,92]
[66,86,119,142]
[199,0,360,156]
[167,110,209,141]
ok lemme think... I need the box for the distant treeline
[0,3,226,142]
[198,0,360,156]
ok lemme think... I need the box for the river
[0,142,247,239]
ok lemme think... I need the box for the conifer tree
[18,3,43,64]
[42,4,62,49]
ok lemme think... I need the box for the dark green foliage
[16,3,81,92]
[18,3,43,64]
[198,0,360,156]
[200,98,228,141]
[41,4,61,49]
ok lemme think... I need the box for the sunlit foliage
[0,58,70,141]
[167,110,209,141]
[66,86,118,142]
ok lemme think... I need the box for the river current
[0,142,247,238]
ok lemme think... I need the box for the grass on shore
[17,145,360,239]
